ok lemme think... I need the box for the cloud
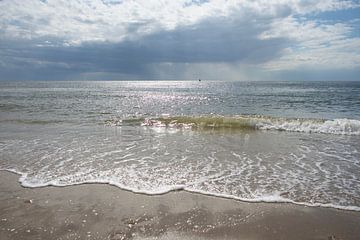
[0,0,359,80]
[0,0,232,45]
[261,16,360,70]
[1,0,356,45]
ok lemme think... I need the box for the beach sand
[0,171,359,240]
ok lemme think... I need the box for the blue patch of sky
[312,7,360,22]
[294,7,360,38]
[317,8,360,38]
[348,19,360,37]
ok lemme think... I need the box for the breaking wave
[106,115,360,135]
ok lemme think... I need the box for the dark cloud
[0,16,290,80]
[126,17,289,63]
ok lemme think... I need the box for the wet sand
[0,171,359,240]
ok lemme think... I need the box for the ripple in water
[1,124,359,211]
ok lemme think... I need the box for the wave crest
[141,116,360,135]
[257,118,360,135]
[107,115,360,135]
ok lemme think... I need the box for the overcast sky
[0,0,359,81]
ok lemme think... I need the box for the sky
[0,0,359,81]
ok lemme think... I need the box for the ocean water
[0,81,359,211]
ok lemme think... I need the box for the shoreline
[3,169,360,213]
[1,171,359,240]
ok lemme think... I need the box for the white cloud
[261,16,360,70]
[0,0,234,45]
[0,0,357,45]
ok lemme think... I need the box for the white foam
[256,118,360,135]
[1,169,359,212]
[183,188,360,212]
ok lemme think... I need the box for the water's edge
[2,169,359,212]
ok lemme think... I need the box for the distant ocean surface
[0,81,359,211]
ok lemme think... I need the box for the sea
[0,80,359,211]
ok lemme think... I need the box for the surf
[106,115,360,135]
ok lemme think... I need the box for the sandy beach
[0,171,359,240]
